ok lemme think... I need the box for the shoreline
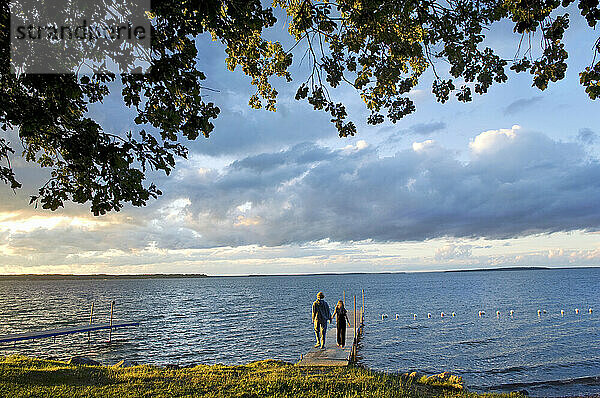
[1,266,599,280]
[1,355,596,397]
[0,273,209,280]
[0,354,506,398]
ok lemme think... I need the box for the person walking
[332,300,351,348]
[312,292,331,349]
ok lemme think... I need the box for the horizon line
[0,266,599,279]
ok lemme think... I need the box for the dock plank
[0,322,139,344]
[297,310,360,366]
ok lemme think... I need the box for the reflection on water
[1,269,599,397]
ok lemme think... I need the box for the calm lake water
[1,268,599,397]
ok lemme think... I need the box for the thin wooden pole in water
[362,289,364,316]
[88,302,94,343]
[109,300,115,343]
[353,295,357,361]
[343,290,345,304]
[354,295,356,339]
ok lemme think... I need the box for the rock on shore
[68,356,100,366]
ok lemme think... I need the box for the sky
[2,6,600,275]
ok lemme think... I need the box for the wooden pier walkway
[297,309,363,366]
[298,291,365,367]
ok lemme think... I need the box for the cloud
[4,126,600,262]
[469,125,519,154]
[135,126,600,247]
[228,142,336,173]
[577,128,597,145]
[385,121,446,144]
[482,247,600,268]
[435,244,473,260]
[503,96,543,115]
[412,139,437,152]
[409,121,446,135]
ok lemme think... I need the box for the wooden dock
[0,322,140,344]
[0,300,138,345]
[298,292,365,367]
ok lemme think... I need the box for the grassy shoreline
[0,355,522,398]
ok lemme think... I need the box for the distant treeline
[0,274,208,280]
[444,266,551,273]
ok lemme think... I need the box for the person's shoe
[314,344,320,348]
[320,345,326,349]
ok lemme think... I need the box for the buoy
[427,313,432,319]
[560,310,564,316]
[496,311,500,318]
[478,310,485,317]
[589,308,593,314]
[575,308,580,314]
[395,314,399,320]
[381,314,388,320]
[413,314,417,320]
[441,312,445,317]
[451,312,456,317]
[510,310,514,316]
[537,310,541,316]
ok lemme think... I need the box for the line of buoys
[380,307,594,321]
[556,308,595,316]
[380,313,456,320]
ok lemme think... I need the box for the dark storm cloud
[503,96,543,115]
[5,127,600,253]
[145,128,600,247]
[229,142,335,173]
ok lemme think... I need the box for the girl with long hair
[332,300,351,348]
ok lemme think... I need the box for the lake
[0,268,599,397]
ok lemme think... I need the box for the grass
[0,355,523,398]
